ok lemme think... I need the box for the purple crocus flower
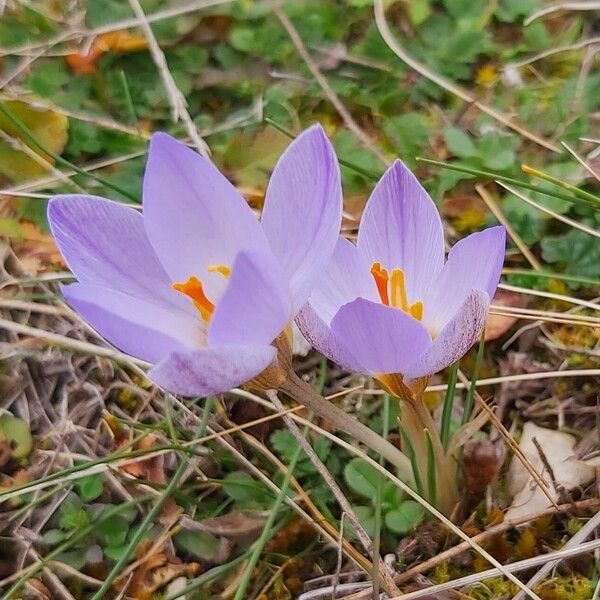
[48,125,342,397]
[297,161,506,399]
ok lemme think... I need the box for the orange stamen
[172,276,214,321]
[370,262,389,305]
[390,268,409,312]
[207,264,231,277]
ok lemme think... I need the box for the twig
[392,499,599,586]
[476,183,542,270]
[524,1,600,25]
[512,506,600,600]
[498,182,600,238]
[0,0,238,56]
[387,537,600,600]
[273,6,390,166]
[127,0,210,158]
[373,0,561,153]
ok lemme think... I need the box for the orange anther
[370,262,390,305]
[172,276,214,321]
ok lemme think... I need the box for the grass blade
[440,362,459,452]
[462,332,486,426]
[425,429,437,508]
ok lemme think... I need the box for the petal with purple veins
[261,125,342,315]
[424,226,505,333]
[308,236,379,325]
[404,289,490,381]
[63,283,202,364]
[330,298,431,374]
[208,247,290,347]
[296,302,365,373]
[48,195,189,310]
[148,344,277,397]
[142,133,268,297]
[357,161,444,302]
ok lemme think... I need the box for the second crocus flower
[297,160,506,399]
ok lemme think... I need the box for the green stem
[280,373,412,476]
[440,362,459,452]
[417,157,600,210]
[462,332,485,426]
[373,393,390,598]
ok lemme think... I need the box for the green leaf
[59,508,89,531]
[541,227,600,286]
[385,501,425,534]
[174,530,220,561]
[95,515,129,548]
[74,474,104,503]
[41,529,67,545]
[344,458,381,499]
[351,505,376,538]
[444,127,477,158]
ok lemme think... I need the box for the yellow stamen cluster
[370,262,423,321]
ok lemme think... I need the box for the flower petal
[425,226,505,333]
[404,289,490,381]
[148,344,276,397]
[296,302,364,373]
[261,125,342,314]
[143,133,268,296]
[63,283,201,363]
[308,236,379,325]
[330,298,431,374]
[357,161,444,302]
[208,247,290,346]
[48,195,187,309]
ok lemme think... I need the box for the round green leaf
[385,501,424,535]
[344,458,381,499]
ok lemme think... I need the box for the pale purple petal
[357,161,444,302]
[208,247,290,346]
[308,236,379,325]
[148,344,276,397]
[143,133,268,298]
[296,302,365,373]
[330,298,431,374]
[63,283,202,363]
[424,226,505,333]
[48,195,188,310]
[404,289,490,381]
[261,125,342,314]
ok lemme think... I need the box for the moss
[535,575,592,600]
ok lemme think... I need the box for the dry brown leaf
[65,31,148,75]
[119,433,166,484]
[506,422,596,519]
[485,288,528,341]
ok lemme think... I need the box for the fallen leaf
[65,31,148,75]
[182,511,267,539]
[0,99,68,183]
[119,434,166,484]
[485,288,528,341]
[506,422,596,519]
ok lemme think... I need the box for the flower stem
[280,373,412,476]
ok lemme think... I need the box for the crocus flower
[48,125,342,396]
[297,160,505,399]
